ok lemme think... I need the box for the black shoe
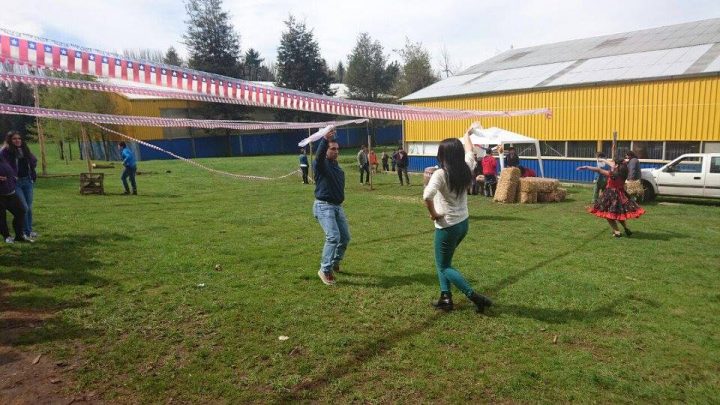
[132,190,137,195]
[432,292,453,311]
[624,229,633,237]
[469,292,493,313]
[123,191,130,195]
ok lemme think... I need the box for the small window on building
[665,142,700,160]
[541,141,565,157]
[703,142,720,153]
[601,141,631,159]
[632,141,664,160]
[567,141,598,158]
[515,144,537,157]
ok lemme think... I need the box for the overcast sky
[2,0,719,76]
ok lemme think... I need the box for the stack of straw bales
[493,167,521,203]
[518,177,567,203]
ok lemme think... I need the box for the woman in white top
[423,129,494,313]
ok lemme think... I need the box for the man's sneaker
[4,236,14,244]
[318,270,336,285]
[15,235,34,243]
[28,231,38,239]
[332,263,341,273]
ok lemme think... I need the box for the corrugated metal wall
[403,76,720,142]
[111,95,199,141]
[406,156,663,182]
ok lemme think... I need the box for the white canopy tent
[467,127,545,178]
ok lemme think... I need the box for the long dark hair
[437,138,472,196]
[612,160,628,181]
[3,131,33,158]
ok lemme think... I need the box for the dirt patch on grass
[0,284,101,404]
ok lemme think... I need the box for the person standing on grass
[0,157,31,244]
[299,148,309,184]
[391,148,397,172]
[118,142,137,195]
[577,160,645,237]
[313,129,350,286]
[481,148,497,197]
[381,151,390,173]
[395,147,410,185]
[357,145,370,184]
[592,152,611,203]
[369,149,379,174]
[423,128,493,314]
[1,131,38,240]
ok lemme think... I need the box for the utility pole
[32,85,48,176]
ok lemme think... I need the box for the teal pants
[434,218,475,297]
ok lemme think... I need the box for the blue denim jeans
[313,200,351,273]
[15,176,34,235]
[121,166,137,192]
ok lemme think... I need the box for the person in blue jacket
[312,129,350,286]
[118,142,137,195]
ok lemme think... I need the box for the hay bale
[537,192,554,203]
[625,180,644,198]
[493,167,521,203]
[519,178,539,193]
[531,178,560,193]
[553,188,567,202]
[519,191,538,204]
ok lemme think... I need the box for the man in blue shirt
[119,142,137,195]
[312,129,350,285]
[299,148,309,184]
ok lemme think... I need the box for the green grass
[2,144,720,402]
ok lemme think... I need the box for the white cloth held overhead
[298,125,335,147]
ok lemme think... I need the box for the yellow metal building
[401,18,720,174]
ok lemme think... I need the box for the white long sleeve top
[423,151,476,229]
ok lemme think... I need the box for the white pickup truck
[640,153,720,200]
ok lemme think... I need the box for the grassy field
[2,144,719,403]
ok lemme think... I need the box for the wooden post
[33,86,48,176]
[611,131,618,161]
[366,122,373,190]
[81,126,93,173]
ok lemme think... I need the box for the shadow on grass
[281,312,444,401]
[0,232,128,348]
[468,215,523,221]
[486,229,606,295]
[351,229,435,248]
[284,229,621,400]
[627,231,688,241]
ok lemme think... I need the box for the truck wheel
[641,180,655,202]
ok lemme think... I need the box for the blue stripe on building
[407,156,663,183]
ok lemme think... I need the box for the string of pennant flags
[0,102,369,131]
[0,28,553,121]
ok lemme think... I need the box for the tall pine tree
[183,0,245,154]
[275,15,335,121]
[345,33,397,102]
[275,15,334,95]
[163,47,183,67]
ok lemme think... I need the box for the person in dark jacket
[312,129,350,285]
[504,146,520,168]
[299,148,309,184]
[0,158,30,243]
[1,131,38,239]
[394,147,410,185]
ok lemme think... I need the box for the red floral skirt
[589,188,645,220]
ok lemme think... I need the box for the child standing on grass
[423,128,493,314]
[577,160,645,237]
